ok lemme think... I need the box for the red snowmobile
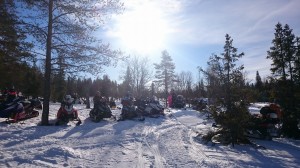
[0,90,41,123]
[247,103,283,140]
[55,95,81,126]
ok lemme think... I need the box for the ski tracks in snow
[136,123,167,168]
[166,111,211,167]
[134,111,212,168]
[166,109,235,167]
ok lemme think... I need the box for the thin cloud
[102,0,300,82]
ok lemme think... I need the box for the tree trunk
[41,0,53,125]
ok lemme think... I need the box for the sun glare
[115,4,168,54]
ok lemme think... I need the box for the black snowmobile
[89,102,115,122]
[0,98,41,123]
[135,98,164,118]
[246,104,282,140]
[172,95,186,108]
[192,98,208,111]
[119,97,144,121]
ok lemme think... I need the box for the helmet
[64,95,74,105]
[7,88,17,99]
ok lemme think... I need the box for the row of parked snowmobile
[89,97,165,123]
[0,92,166,126]
[2,91,282,141]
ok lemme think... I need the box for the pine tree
[295,37,300,84]
[222,34,244,111]
[202,34,249,146]
[255,71,263,90]
[154,50,176,107]
[255,71,266,101]
[283,24,296,82]
[267,23,300,138]
[221,34,247,146]
[120,66,133,96]
[0,0,33,89]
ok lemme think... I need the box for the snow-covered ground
[1,102,300,168]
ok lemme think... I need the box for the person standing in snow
[93,91,106,109]
[169,89,177,108]
[167,91,172,108]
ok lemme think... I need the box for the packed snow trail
[1,103,300,167]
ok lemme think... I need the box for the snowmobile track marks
[166,110,236,167]
[138,125,168,168]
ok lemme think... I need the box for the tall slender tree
[267,23,299,138]
[19,0,124,125]
[154,50,176,107]
[295,37,300,84]
[255,71,263,90]
[283,24,296,82]
[202,34,248,146]
[120,66,133,95]
[267,23,287,80]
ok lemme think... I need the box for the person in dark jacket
[93,91,106,109]
[170,89,177,108]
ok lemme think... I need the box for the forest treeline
[0,1,299,138]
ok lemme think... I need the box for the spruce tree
[202,34,249,146]
[255,71,266,101]
[255,71,263,90]
[267,23,300,138]
[295,37,300,84]
[267,23,287,80]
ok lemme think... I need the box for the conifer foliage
[0,0,38,90]
[154,50,176,106]
[203,34,249,146]
[267,23,300,138]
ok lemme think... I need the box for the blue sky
[99,0,300,83]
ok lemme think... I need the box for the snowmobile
[0,98,41,123]
[55,95,81,126]
[171,95,186,108]
[55,105,81,126]
[246,103,282,140]
[135,98,164,118]
[89,102,115,122]
[119,97,144,121]
[0,93,6,103]
[192,98,208,111]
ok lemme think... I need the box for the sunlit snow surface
[1,102,299,168]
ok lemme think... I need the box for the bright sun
[115,3,168,54]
